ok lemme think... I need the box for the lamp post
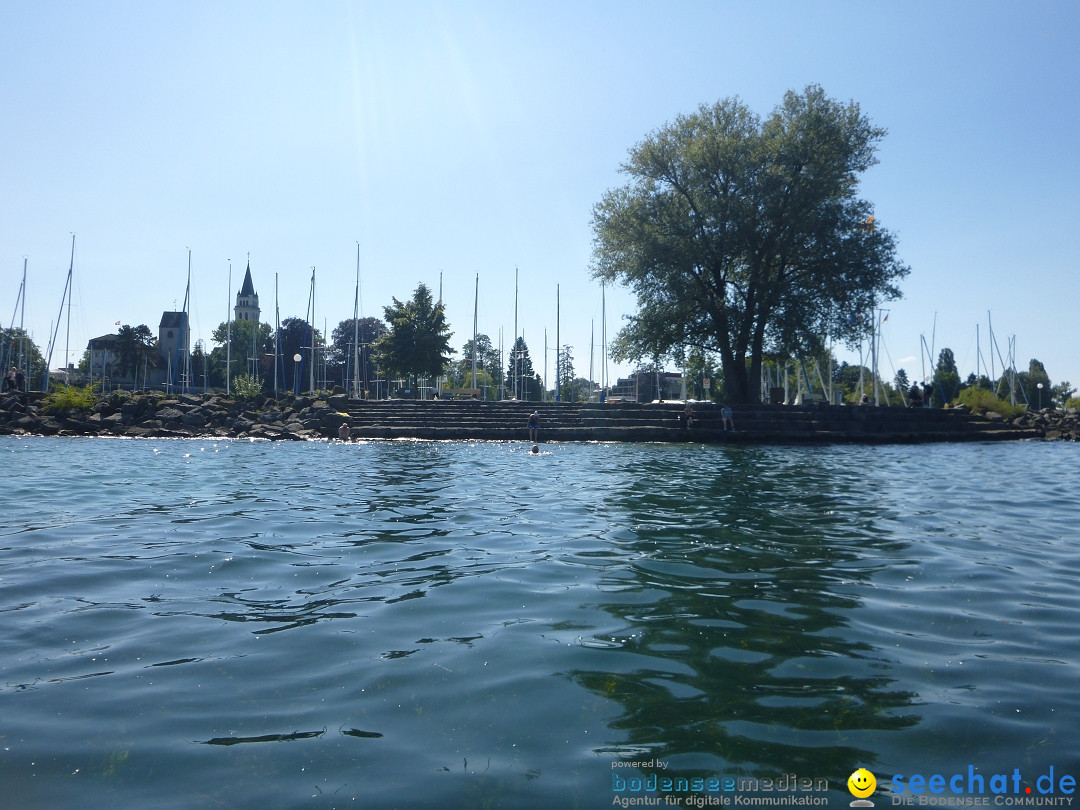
[1037,382,1043,410]
[293,353,302,396]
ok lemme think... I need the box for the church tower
[234,260,261,323]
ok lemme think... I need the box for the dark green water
[1,437,1078,809]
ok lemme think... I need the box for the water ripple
[2,437,1079,808]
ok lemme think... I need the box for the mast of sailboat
[601,284,607,397]
[18,258,26,390]
[226,261,232,396]
[307,267,316,394]
[42,235,75,391]
[471,273,478,391]
[274,272,281,397]
[5,259,27,380]
[177,250,192,395]
[64,236,75,385]
[513,267,518,399]
[352,244,360,398]
[249,256,257,383]
[589,319,594,402]
[555,283,560,403]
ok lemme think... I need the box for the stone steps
[340,400,1042,444]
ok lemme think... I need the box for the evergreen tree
[506,336,543,400]
[893,368,910,397]
[557,345,576,401]
[932,348,961,406]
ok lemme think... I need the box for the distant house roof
[159,311,187,329]
[239,261,256,297]
[87,334,120,349]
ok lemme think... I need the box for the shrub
[231,374,262,400]
[957,386,1024,419]
[1066,396,1080,412]
[43,384,97,414]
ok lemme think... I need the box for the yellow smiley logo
[848,768,877,798]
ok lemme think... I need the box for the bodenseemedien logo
[849,768,877,807]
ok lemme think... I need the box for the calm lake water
[2,436,1078,809]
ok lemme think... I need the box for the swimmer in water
[530,445,539,454]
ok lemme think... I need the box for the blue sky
[2,1,1078,396]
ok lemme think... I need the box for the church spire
[234,259,261,323]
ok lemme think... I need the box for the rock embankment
[1006,408,1080,441]
[0,391,351,440]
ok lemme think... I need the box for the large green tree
[378,283,454,394]
[452,333,502,394]
[328,317,387,393]
[209,319,273,388]
[591,85,909,403]
[273,318,324,394]
[115,324,158,383]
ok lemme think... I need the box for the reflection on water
[1,437,1079,809]
[573,446,920,787]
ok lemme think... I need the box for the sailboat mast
[64,235,75,385]
[513,267,518,400]
[601,285,607,395]
[589,319,594,402]
[42,236,74,390]
[19,258,26,390]
[179,250,191,394]
[308,268,316,394]
[353,245,360,398]
[471,273,478,391]
[274,273,280,397]
[5,260,26,380]
[555,284,560,402]
[226,262,232,396]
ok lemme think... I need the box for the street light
[293,353,302,396]
[1037,382,1044,410]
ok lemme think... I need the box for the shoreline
[0,390,1073,444]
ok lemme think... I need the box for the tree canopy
[274,317,323,393]
[329,316,387,393]
[209,319,273,387]
[378,283,453,389]
[591,85,909,402]
[452,333,502,393]
[115,324,158,382]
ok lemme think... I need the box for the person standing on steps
[528,409,539,442]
